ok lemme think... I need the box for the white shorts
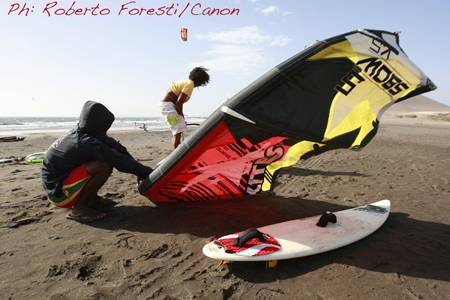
[160,101,187,136]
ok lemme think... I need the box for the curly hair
[189,67,210,87]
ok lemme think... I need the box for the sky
[0,0,449,117]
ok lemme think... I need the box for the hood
[78,101,115,137]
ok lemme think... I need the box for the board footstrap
[214,228,281,257]
[316,211,337,227]
[233,228,267,247]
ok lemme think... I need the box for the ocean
[0,116,207,136]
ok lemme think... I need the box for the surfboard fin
[218,260,232,268]
[266,260,278,269]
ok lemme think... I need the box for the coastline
[0,116,207,137]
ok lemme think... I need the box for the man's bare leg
[69,161,113,221]
[173,132,183,149]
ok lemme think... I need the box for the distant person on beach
[161,67,210,149]
[41,101,153,223]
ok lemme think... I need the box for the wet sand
[0,118,449,299]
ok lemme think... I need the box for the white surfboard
[203,200,390,262]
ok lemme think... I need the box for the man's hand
[137,167,152,184]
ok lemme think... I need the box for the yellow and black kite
[139,29,436,203]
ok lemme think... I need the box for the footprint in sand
[102,192,124,199]
[47,255,102,281]
[114,233,135,249]
[8,214,42,228]
[76,256,102,281]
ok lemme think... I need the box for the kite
[181,27,188,41]
[139,29,436,203]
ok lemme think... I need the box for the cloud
[193,26,290,47]
[190,44,266,73]
[192,26,290,74]
[256,5,291,16]
[259,5,280,15]
[269,35,290,47]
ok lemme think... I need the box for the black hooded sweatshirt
[42,101,152,197]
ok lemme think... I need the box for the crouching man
[42,101,153,223]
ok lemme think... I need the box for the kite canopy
[139,29,436,203]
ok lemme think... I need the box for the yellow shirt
[170,79,194,99]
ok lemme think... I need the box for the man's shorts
[48,163,91,208]
[160,101,187,135]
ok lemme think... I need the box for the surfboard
[203,200,390,263]
[0,136,25,143]
[24,152,46,164]
[0,158,16,164]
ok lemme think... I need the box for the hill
[387,95,450,113]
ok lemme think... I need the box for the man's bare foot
[67,207,107,223]
[89,196,117,210]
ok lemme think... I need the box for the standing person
[161,67,210,149]
[42,101,153,223]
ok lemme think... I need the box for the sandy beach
[0,115,449,299]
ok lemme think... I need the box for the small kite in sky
[181,27,188,41]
